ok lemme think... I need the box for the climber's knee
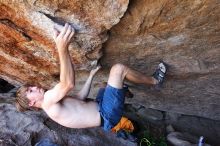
[107,63,128,89]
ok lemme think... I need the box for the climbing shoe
[152,61,168,89]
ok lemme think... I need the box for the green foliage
[139,130,167,146]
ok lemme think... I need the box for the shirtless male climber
[15,23,167,141]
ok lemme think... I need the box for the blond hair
[15,85,32,112]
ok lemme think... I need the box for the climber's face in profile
[26,86,45,107]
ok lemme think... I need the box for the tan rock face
[0,0,129,87]
[102,0,220,120]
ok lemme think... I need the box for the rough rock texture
[0,0,220,145]
[0,104,58,146]
[0,0,129,87]
[0,0,219,120]
[102,0,220,121]
[165,112,220,145]
[0,104,136,146]
[123,104,219,145]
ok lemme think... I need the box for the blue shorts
[96,85,125,131]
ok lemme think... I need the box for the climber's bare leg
[107,63,157,89]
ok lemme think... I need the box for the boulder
[0,0,220,144]
[137,108,163,122]
[165,113,220,146]
[0,104,136,146]
[102,0,220,120]
[0,0,129,88]
[0,104,59,146]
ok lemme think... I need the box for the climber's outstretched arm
[44,23,75,106]
[76,65,101,100]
